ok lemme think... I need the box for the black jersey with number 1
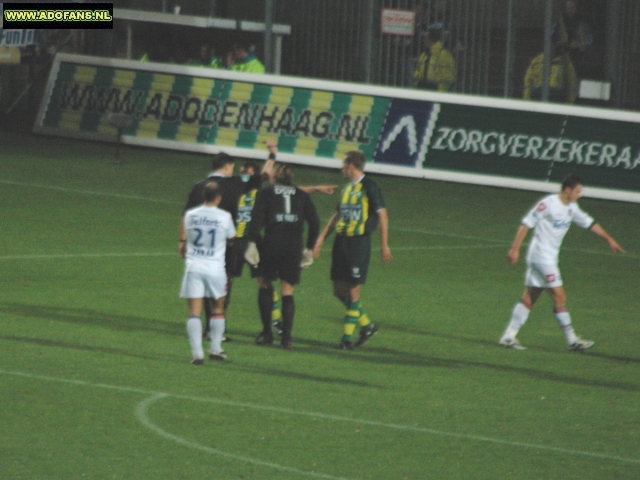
[248,183,320,249]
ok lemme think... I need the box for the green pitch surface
[1,131,639,480]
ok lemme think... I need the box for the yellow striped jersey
[335,176,385,236]
[235,189,258,238]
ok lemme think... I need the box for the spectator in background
[227,41,265,73]
[556,0,593,78]
[558,0,593,51]
[187,44,222,68]
[416,0,453,46]
[413,23,456,92]
[523,39,578,104]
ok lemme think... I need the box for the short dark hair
[211,152,234,171]
[203,181,221,202]
[561,173,583,190]
[344,150,366,171]
[242,161,260,174]
[274,163,294,185]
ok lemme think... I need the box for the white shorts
[179,271,228,299]
[524,263,563,289]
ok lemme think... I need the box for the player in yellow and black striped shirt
[313,151,392,350]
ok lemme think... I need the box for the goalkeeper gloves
[300,248,313,268]
[244,242,260,267]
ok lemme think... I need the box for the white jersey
[183,205,236,276]
[522,194,594,265]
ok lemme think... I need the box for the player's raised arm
[589,223,626,253]
[507,224,529,265]
[313,212,339,258]
[377,208,392,263]
[261,139,277,181]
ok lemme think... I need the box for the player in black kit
[245,164,320,349]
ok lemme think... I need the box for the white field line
[0,179,183,205]
[0,252,176,261]
[1,369,638,466]
[136,394,355,480]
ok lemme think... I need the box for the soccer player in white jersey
[500,173,625,351]
[180,181,236,364]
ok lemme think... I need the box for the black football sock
[258,286,274,334]
[281,295,295,341]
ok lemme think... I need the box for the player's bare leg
[208,296,227,360]
[203,296,214,338]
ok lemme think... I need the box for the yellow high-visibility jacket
[413,41,456,92]
[524,53,578,103]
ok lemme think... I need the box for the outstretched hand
[608,239,626,254]
[315,185,338,195]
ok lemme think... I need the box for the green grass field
[1,130,639,479]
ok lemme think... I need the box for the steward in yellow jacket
[228,42,265,74]
[523,44,578,103]
[413,24,456,92]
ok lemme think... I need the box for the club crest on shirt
[536,202,547,212]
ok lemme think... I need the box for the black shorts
[257,237,303,286]
[330,234,371,285]
[226,237,257,279]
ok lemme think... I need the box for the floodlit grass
[1,131,639,479]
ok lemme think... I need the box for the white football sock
[554,308,577,344]
[209,315,226,354]
[186,316,204,359]
[502,302,531,340]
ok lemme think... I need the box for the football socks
[554,306,578,345]
[281,295,295,341]
[272,289,282,322]
[342,300,360,342]
[503,301,531,340]
[258,285,274,333]
[209,314,226,354]
[186,316,204,360]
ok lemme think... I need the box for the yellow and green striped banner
[39,58,389,161]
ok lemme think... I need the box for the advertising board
[35,53,640,203]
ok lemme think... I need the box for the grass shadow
[0,334,183,363]
[0,302,182,337]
